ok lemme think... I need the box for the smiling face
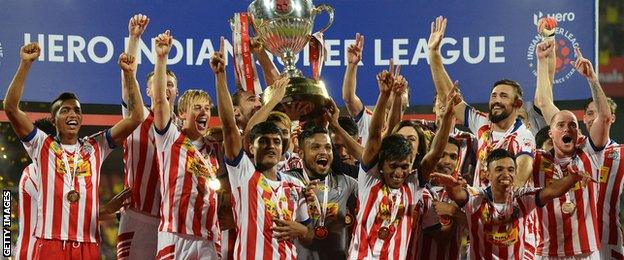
[301,133,333,177]
[549,111,580,157]
[381,157,413,189]
[52,99,83,137]
[434,142,460,176]
[488,84,517,123]
[251,133,283,171]
[487,157,516,190]
[180,100,211,136]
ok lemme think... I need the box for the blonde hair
[177,89,212,115]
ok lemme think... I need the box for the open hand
[428,16,447,52]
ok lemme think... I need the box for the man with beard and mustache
[531,40,615,259]
[415,137,467,260]
[152,30,221,259]
[428,16,535,189]
[285,125,358,260]
[4,43,145,259]
[214,36,314,260]
[432,149,589,259]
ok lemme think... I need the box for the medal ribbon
[232,13,262,94]
[60,145,80,194]
[189,140,219,188]
[301,170,331,226]
[382,187,402,228]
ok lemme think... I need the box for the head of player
[332,116,359,166]
[177,89,212,139]
[392,120,428,169]
[146,69,178,110]
[248,121,288,171]
[432,137,461,179]
[50,92,83,144]
[298,126,333,178]
[378,134,414,189]
[486,149,517,193]
[233,89,262,128]
[535,126,553,151]
[548,110,580,158]
[488,79,524,124]
[266,111,292,153]
[583,97,616,131]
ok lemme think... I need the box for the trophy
[246,0,335,120]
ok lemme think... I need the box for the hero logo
[533,11,576,26]
[527,11,579,85]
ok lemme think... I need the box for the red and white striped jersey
[463,187,541,260]
[465,107,536,187]
[348,165,424,260]
[276,152,303,172]
[532,136,603,257]
[122,105,161,216]
[354,107,373,148]
[16,164,38,260]
[597,145,624,251]
[154,122,220,241]
[21,127,115,243]
[415,186,462,260]
[225,151,309,260]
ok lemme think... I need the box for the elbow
[2,101,17,114]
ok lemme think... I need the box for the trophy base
[262,76,331,121]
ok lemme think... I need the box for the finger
[441,17,447,34]
[395,64,401,77]
[165,29,171,37]
[430,21,435,35]
[389,58,394,77]
[359,35,364,49]
[143,17,150,28]
[574,47,583,59]
[220,36,225,54]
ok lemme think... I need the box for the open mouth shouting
[196,117,208,131]
[66,119,79,130]
[315,156,330,170]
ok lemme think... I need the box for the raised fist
[129,13,150,38]
[118,53,136,73]
[155,30,173,57]
[536,39,555,60]
[20,43,41,63]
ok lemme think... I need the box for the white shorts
[535,250,600,260]
[117,209,160,259]
[156,231,219,260]
[600,244,624,260]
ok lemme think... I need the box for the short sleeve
[86,129,116,160]
[357,164,382,196]
[464,106,489,134]
[524,102,547,136]
[21,128,48,162]
[225,150,257,189]
[354,108,372,147]
[515,128,536,157]
[154,118,179,152]
[462,189,484,214]
[515,187,540,215]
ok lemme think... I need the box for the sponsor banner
[0,0,596,105]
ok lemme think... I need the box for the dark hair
[50,92,79,117]
[249,121,286,155]
[447,137,461,151]
[298,126,329,149]
[486,149,515,168]
[391,120,430,168]
[34,117,56,136]
[231,88,258,107]
[583,97,617,115]
[146,69,177,84]
[338,116,358,137]
[492,79,523,100]
[379,134,413,167]
[535,126,551,149]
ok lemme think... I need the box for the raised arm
[428,16,466,124]
[326,100,364,162]
[341,33,365,116]
[431,173,468,206]
[573,48,611,148]
[110,53,145,146]
[121,14,149,103]
[152,30,173,131]
[212,37,242,160]
[533,39,559,124]
[362,62,396,167]
[251,37,281,86]
[386,71,406,137]
[243,76,288,135]
[3,43,40,139]
[419,91,461,181]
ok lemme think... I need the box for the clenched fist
[118,53,136,73]
[21,43,41,63]
[155,30,173,58]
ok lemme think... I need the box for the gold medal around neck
[67,190,80,203]
[562,202,576,215]
[314,226,329,239]
[344,213,354,226]
[378,227,391,240]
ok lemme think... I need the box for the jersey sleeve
[154,118,179,152]
[515,187,541,215]
[464,106,489,134]
[515,128,536,157]
[524,102,548,136]
[86,129,116,161]
[354,107,373,147]
[357,163,382,196]
[224,150,257,190]
[20,127,48,162]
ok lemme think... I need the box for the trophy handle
[311,4,334,34]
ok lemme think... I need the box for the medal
[314,226,329,239]
[344,212,353,226]
[67,190,80,203]
[562,202,576,214]
[378,226,391,240]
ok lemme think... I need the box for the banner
[0,0,597,106]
